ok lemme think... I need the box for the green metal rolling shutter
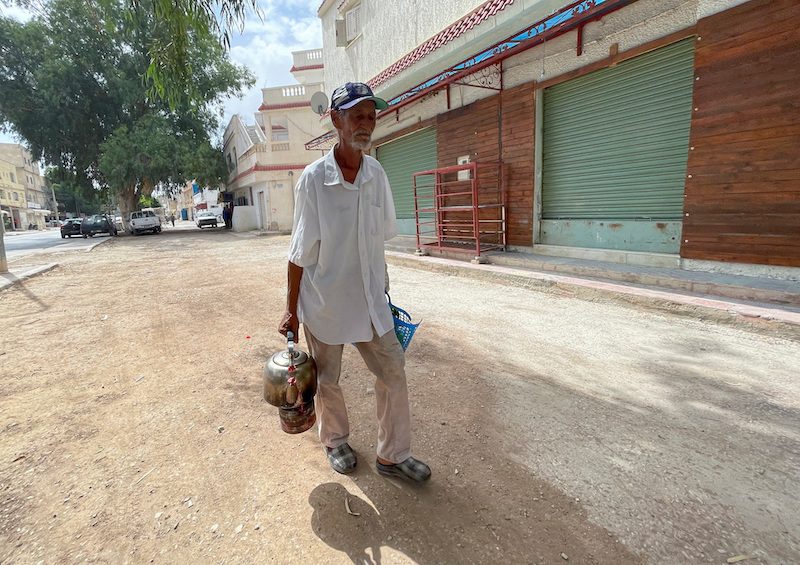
[542,38,695,220]
[376,127,437,220]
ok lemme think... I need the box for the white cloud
[218,4,322,141]
[2,5,34,22]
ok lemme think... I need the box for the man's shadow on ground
[310,482,387,564]
[308,469,523,565]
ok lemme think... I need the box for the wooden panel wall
[682,0,800,266]
[501,83,535,246]
[436,95,501,167]
[436,96,503,247]
[435,84,535,247]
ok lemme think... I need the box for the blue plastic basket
[387,294,420,351]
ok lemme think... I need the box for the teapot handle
[286,331,295,359]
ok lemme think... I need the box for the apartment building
[0,144,51,230]
[223,49,329,232]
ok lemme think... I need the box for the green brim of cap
[338,96,389,111]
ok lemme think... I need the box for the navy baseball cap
[331,82,388,111]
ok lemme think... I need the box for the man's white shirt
[288,148,398,345]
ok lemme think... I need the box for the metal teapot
[263,331,317,434]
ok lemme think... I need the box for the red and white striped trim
[290,64,324,72]
[368,0,516,88]
[257,102,310,111]
[230,164,308,184]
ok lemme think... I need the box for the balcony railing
[261,81,324,107]
[292,49,323,69]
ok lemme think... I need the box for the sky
[0,0,323,146]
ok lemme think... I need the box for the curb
[385,251,800,328]
[0,263,59,291]
[85,237,115,252]
[486,253,798,306]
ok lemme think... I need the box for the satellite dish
[310,91,329,115]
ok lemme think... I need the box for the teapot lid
[271,349,309,367]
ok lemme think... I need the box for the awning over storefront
[304,0,633,151]
[381,0,633,116]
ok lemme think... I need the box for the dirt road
[1,229,798,564]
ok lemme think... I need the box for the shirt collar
[323,145,374,188]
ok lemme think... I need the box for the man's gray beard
[352,138,372,152]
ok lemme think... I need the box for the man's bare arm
[278,261,303,340]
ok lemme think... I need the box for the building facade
[314,0,799,277]
[0,158,26,231]
[0,144,51,230]
[223,49,329,232]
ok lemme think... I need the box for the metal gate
[541,38,695,253]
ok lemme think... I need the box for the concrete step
[385,236,800,308]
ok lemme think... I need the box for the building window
[345,4,361,43]
[13,192,19,201]
[9,173,14,183]
[271,116,289,141]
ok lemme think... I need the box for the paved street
[1,232,798,564]
[2,228,104,261]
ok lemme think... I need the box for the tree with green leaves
[0,0,252,226]
[45,168,104,217]
[129,0,260,108]
[2,0,259,109]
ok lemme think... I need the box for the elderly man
[278,82,430,483]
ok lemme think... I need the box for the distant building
[173,180,218,221]
[0,144,50,230]
[0,158,26,231]
[222,49,328,232]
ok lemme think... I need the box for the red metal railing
[413,162,506,259]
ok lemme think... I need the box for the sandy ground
[1,228,798,564]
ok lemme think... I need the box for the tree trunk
[117,184,139,232]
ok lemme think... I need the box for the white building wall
[320,0,483,91]
[257,106,328,165]
[367,0,751,144]
[321,0,751,107]
[232,205,258,232]
[291,49,325,84]
[222,116,255,176]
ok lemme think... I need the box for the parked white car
[195,211,218,229]
[128,210,161,235]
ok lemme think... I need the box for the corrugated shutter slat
[542,38,695,220]
[376,128,437,219]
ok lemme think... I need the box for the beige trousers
[304,326,411,464]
